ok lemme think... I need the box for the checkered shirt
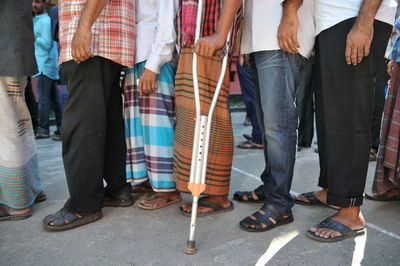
[59,0,135,67]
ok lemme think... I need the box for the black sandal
[0,206,32,221]
[42,207,102,232]
[239,203,293,232]
[306,217,365,243]
[180,199,234,217]
[234,185,267,203]
[293,191,339,210]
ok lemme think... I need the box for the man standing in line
[196,0,315,231]
[32,0,63,140]
[295,0,397,242]
[43,0,135,231]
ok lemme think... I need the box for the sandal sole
[138,198,181,210]
[0,212,33,221]
[306,228,365,243]
[239,216,294,232]
[103,199,134,207]
[180,202,234,217]
[43,211,102,232]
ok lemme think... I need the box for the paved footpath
[1,112,400,266]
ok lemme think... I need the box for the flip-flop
[306,218,365,243]
[180,200,234,217]
[138,195,181,210]
[365,192,400,201]
[293,191,340,210]
[237,140,263,149]
[0,206,33,221]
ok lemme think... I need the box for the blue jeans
[236,61,262,144]
[37,74,63,135]
[251,50,306,215]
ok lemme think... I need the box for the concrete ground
[1,112,400,266]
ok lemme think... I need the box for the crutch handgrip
[188,183,206,196]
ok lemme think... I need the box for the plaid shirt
[59,0,135,68]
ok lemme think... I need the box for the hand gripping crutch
[184,0,232,255]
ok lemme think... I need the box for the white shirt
[135,0,178,74]
[241,0,316,59]
[315,0,398,35]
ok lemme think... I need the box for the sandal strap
[198,200,226,211]
[44,208,80,226]
[301,191,323,205]
[234,185,267,201]
[315,218,352,235]
[242,204,287,229]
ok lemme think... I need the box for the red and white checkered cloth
[59,0,135,68]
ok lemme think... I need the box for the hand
[195,34,226,57]
[138,68,158,96]
[71,28,93,63]
[345,23,373,65]
[387,60,394,77]
[278,11,300,54]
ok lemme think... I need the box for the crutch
[184,0,232,255]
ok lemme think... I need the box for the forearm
[215,0,242,40]
[355,0,383,27]
[78,0,107,31]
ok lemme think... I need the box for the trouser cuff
[327,193,363,208]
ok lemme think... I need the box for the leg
[61,57,123,214]
[308,19,392,241]
[24,77,38,132]
[296,57,314,148]
[253,50,304,216]
[37,75,53,137]
[50,79,63,132]
[237,61,263,145]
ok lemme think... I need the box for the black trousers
[61,56,129,213]
[315,18,392,208]
[296,56,314,148]
[24,77,38,131]
[371,58,390,150]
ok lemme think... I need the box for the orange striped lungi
[173,47,233,196]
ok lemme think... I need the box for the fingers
[357,47,364,64]
[138,79,157,95]
[278,32,299,54]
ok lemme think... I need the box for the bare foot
[0,204,31,215]
[139,191,180,209]
[309,207,365,239]
[180,196,231,214]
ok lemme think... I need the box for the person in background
[366,17,400,201]
[124,0,181,210]
[236,55,263,150]
[0,0,45,221]
[296,55,314,152]
[32,0,63,140]
[42,0,135,231]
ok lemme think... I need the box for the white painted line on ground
[255,231,299,266]
[366,223,400,241]
[351,232,367,266]
[232,167,260,181]
[232,167,400,242]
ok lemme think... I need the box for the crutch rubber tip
[184,240,197,255]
